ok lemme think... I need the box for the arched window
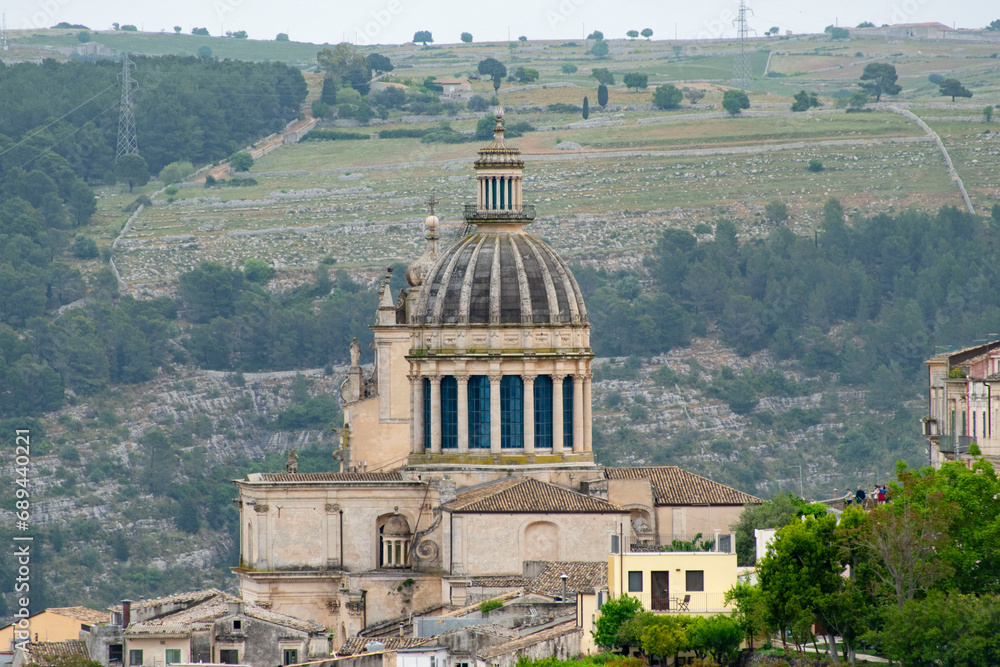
[563,377,574,450]
[534,376,553,448]
[441,376,458,449]
[468,375,490,448]
[500,376,524,448]
[378,514,412,568]
[422,378,431,448]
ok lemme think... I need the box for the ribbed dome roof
[412,229,588,326]
[383,514,411,537]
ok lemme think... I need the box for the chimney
[228,601,243,616]
[122,600,132,628]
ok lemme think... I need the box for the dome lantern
[465,107,535,225]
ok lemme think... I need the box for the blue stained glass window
[423,378,431,449]
[501,376,524,448]
[468,375,491,448]
[441,376,458,449]
[534,376,553,448]
[563,377,574,450]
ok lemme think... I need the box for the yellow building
[2,607,108,651]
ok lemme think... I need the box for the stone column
[456,374,469,453]
[523,375,535,453]
[573,374,584,453]
[411,376,423,454]
[552,374,565,453]
[583,373,593,452]
[490,374,502,454]
[430,376,442,454]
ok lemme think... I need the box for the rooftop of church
[443,477,626,514]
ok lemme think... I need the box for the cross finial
[425,194,440,216]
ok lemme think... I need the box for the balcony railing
[463,204,535,221]
[937,434,977,454]
[626,591,732,614]
[625,534,735,554]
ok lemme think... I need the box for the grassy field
[11,27,993,285]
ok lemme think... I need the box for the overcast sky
[5,0,996,45]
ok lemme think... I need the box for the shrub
[229,151,254,172]
[807,159,824,172]
[722,89,750,116]
[467,95,492,112]
[653,84,683,109]
[159,160,195,184]
[561,62,578,74]
[547,103,579,113]
[479,599,503,614]
[70,235,99,259]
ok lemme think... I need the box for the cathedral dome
[412,228,587,326]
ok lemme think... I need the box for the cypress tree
[582,96,590,119]
[598,84,608,107]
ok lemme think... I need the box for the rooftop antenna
[732,0,756,91]
[116,53,139,158]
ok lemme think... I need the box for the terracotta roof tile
[24,641,89,662]
[110,589,221,613]
[444,478,626,513]
[527,561,607,596]
[477,622,579,660]
[469,576,529,588]
[253,472,404,483]
[339,637,430,655]
[604,467,761,506]
[48,607,109,625]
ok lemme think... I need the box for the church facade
[233,111,759,646]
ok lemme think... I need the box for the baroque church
[233,111,759,646]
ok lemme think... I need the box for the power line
[732,0,756,91]
[116,53,139,158]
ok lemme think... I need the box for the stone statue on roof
[285,448,298,474]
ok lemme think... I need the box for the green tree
[722,89,750,116]
[173,26,182,34]
[460,32,473,43]
[626,30,639,39]
[623,73,648,91]
[582,96,589,119]
[848,90,869,108]
[640,614,687,660]
[859,62,901,101]
[158,161,195,184]
[597,84,609,107]
[791,89,821,111]
[192,27,209,35]
[730,493,800,566]
[413,30,433,45]
[243,259,275,285]
[985,105,994,122]
[593,595,643,650]
[987,19,1000,31]
[70,235,99,259]
[228,30,248,39]
[561,62,578,74]
[177,261,248,323]
[114,154,149,193]
[879,590,1000,666]
[690,614,742,663]
[478,57,507,92]
[591,68,615,85]
[641,28,653,39]
[652,84,683,109]
[590,40,609,57]
[513,67,539,83]
[76,31,90,43]
[725,576,765,651]
[366,53,393,74]
[587,30,604,40]
[197,45,212,58]
[229,151,254,172]
[276,32,289,41]
[939,78,973,102]
[685,88,705,104]
[825,26,850,39]
[318,43,373,94]
[765,199,789,224]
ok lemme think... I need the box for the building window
[108,645,124,663]
[628,571,643,592]
[129,650,143,666]
[219,650,239,665]
[534,376,553,448]
[563,377,574,449]
[685,570,704,592]
[500,376,524,448]
[468,375,491,448]
[283,649,299,665]
[423,378,431,448]
[441,376,458,449]
[233,619,241,630]
[165,649,181,664]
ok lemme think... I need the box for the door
[651,571,670,611]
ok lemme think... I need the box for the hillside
[1,28,999,615]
